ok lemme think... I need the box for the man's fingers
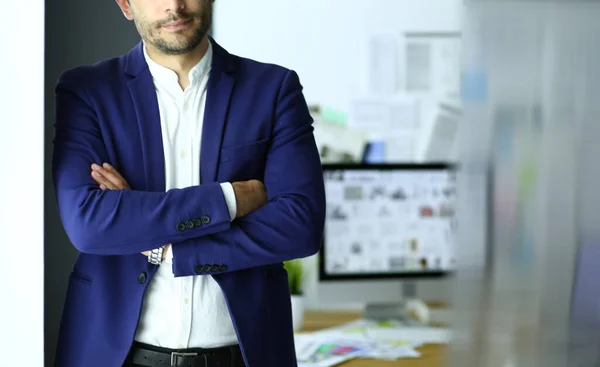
[141,251,150,256]
[91,164,129,189]
[91,170,119,190]
[90,171,109,190]
[102,163,129,186]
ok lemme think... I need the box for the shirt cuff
[219,182,237,221]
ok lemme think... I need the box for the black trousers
[122,341,246,367]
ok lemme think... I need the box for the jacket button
[193,218,202,227]
[202,265,212,272]
[210,264,220,272]
[138,272,147,284]
[201,215,211,224]
[219,265,228,272]
[176,222,186,232]
[185,220,194,229]
[194,265,204,274]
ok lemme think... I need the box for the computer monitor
[318,163,457,319]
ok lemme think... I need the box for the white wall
[214,0,461,309]
[214,0,461,111]
[0,1,45,365]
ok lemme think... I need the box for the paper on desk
[360,342,421,360]
[294,334,362,367]
[365,326,452,345]
[313,319,452,346]
[297,332,421,363]
[295,335,322,361]
[295,319,453,363]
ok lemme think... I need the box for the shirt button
[177,344,184,349]
[181,151,188,159]
[184,298,189,304]
[183,103,189,111]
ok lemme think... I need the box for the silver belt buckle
[170,352,199,367]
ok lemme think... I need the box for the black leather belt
[128,342,244,367]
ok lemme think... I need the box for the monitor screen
[320,163,457,280]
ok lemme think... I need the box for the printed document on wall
[367,34,400,95]
[403,33,461,97]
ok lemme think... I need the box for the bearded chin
[154,27,204,55]
[148,10,212,55]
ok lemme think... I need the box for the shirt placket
[177,85,195,348]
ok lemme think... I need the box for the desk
[300,311,447,367]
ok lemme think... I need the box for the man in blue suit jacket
[51,0,325,366]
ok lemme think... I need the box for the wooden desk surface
[300,311,447,367]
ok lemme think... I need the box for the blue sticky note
[461,71,488,103]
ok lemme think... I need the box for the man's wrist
[163,244,173,263]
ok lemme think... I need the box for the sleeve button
[185,220,194,229]
[201,215,211,224]
[176,222,186,232]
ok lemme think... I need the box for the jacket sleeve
[52,70,232,255]
[171,70,326,277]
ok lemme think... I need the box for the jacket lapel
[124,43,166,192]
[122,39,236,189]
[200,38,236,184]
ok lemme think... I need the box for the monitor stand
[364,282,426,326]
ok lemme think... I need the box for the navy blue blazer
[52,38,326,367]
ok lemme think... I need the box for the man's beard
[135,5,212,55]
[151,22,206,55]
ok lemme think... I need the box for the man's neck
[145,36,209,89]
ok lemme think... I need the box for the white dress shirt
[134,41,239,349]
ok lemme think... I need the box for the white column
[0,1,45,366]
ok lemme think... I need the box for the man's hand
[91,163,131,190]
[91,162,168,257]
[232,179,268,218]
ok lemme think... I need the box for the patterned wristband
[148,246,164,265]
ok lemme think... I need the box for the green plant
[284,259,305,296]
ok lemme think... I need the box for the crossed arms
[52,69,326,276]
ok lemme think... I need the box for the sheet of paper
[405,41,433,92]
[421,102,461,161]
[296,331,422,363]
[367,34,400,95]
[295,336,364,367]
[312,318,451,345]
[434,40,461,96]
[295,335,322,361]
[360,343,421,360]
[348,95,421,141]
[403,34,461,96]
[296,319,449,363]
[365,326,452,345]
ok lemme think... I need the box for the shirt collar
[143,40,213,87]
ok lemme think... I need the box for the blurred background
[3,0,600,366]
[213,0,462,315]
